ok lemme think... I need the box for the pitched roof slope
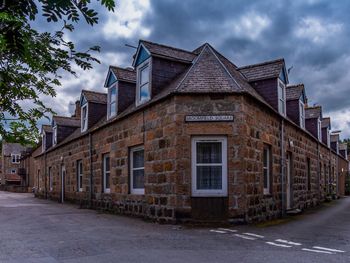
[238,58,285,82]
[305,106,322,119]
[286,84,304,101]
[140,40,196,62]
[53,116,80,127]
[82,90,107,104]
[330,134,339,142]
[42,125,52,133]
[174,45,243,93]
[110,66,136,83]
[339,143,347,151]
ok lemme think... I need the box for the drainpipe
[317,142,320,199]
[89,133,93,208]
[280,119,285,216]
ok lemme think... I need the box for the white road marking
[243,233,264,238]
[234,234,256,240]
[313,246,345,253]
[266,241,292,248]
[218,228,237,233]
[302,248,333,254]
[275,239,302,246]
[210,230,226,234]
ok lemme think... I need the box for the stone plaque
[185,115,234,122]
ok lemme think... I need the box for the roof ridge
[287,83,304,88]
[54,115,79,120]
[306,105,322,109]
[82,89,106,95]
[110,65,135,72]
[140,39,195,55]
[238,58,285,69]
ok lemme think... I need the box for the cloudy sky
[36,0,350,138]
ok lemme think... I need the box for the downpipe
[280,119,285,217]
[89,133,93,208]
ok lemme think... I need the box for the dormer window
[136,59,151,105]
[108,84,117,119]
[278,79,286,116]
[81,104,88,132]
[317,118,322,141]
[53,126,57,146]
[11,154,20,164]
[299,100,305,129]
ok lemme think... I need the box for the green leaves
[0,0,116,145]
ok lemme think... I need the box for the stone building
[0,142,32,188]
[32,40,349,223]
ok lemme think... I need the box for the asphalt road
[0,191,349,263]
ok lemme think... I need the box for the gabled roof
[110,66,136,83]
[42,125,52,133]
[137,40,196,63]
[305,106,322,119]
[330,134,340,142]
[52,116,80,127]
[238,58,286,82]
[81,90,107,104]
[321,117,331,129]
[286,84,304,101]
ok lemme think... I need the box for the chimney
[73,100,81,118]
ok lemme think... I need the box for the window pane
[140,84,149,102]
[105,156,110,172]
[263,168,268,188]
[133,169,144,189]
[196,166,222,189]
[79,175,83,188]
[196,142,222,163]
[140,65,149,85]
[110,102,116,116]
[105,172,110,189]
[79,161,83,174]
[110,87,116,103]
[133,150,144,168]
[263,148,268,167]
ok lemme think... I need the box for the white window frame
[103,154,111,193]
[136,58,151,106]
[299,100,305,129]
[191,136,228,197]
[81,103,88,132]
[107,84,118,119]
[263,145,271,195]
[53,125,57,146]
[11,154,20,164]
[278,79,286,116]
[77,160,83,192]
[130,145,145,195]
[317,118,322,141]
[48,167,53,191]
[327,128,330,148]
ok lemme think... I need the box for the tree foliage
[0,0,115,146]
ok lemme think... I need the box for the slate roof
[53,116,80,127]
[305,106,322,119]
[140,40,196,63]
[286,84,304,101]
[330,134,339,142]
[238,58,285,82]
[321,117,331,129]
[42,125,52,133]
[110,66,136,83]
[2,143,28,155]
[82,90,107,104]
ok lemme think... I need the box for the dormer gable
[305,106,322,141]
[286,84,307,129]
[80,90,107,132]
[238,58,289,116]
[41,125,53,152]
[321,117,331,147]
[330,133,340,154]
[52,116,80,146]
[339,143,348,158]
[104,66,136,119]
[132,40,195,106]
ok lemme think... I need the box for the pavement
[0,191,349,263]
